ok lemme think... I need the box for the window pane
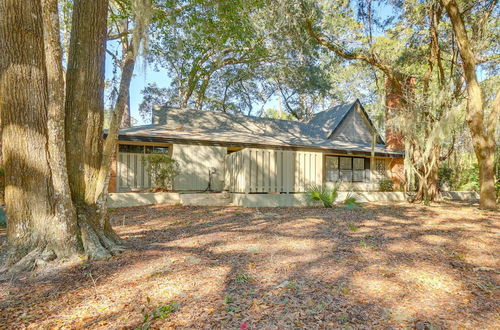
[145,146,168,154]
[340,170,352,181]
[353,170,364,182]
[325,156,339,181]
[353,158,364,170]
[340,157,352,169]
[118,144,144,153]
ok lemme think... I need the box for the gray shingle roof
[118,101,403,157]
[307,102,355,138]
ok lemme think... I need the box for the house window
[325,156,366,182]
[326,156,339,182]
[376,158,386,177]
[339,157,352,181]
[118,144,168,154]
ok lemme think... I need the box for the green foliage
[347,224,359,232]
[0,167,4,177]
[139,300,179,330]
[456,163,480,192]
[142,153,179,190]
[262,108,295,120]
[234,273,254,284]
[306,184,339,208]
[343,194,361,209]
[378,178,393,192]
[438,164,453,190]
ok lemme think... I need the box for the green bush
[142,153,179,191]
[438,164,453,189]
[379,178,393,192]
[343,194,361,209]
[306,184,339,208]
[457,163,480,191]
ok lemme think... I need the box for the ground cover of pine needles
[0,202,498,329]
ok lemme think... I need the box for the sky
[105,51,170,126]
[104,1,397,126]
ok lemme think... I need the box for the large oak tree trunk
[0,0,80,269]
[442,0,498,209]
[64,0,123,259]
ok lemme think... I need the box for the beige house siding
[172,144,226,191]
[116,152,152,192]
[225,148,323,193]
[115,142,398,194]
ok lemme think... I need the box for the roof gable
[307,100,383,145]
[307,102,355,138]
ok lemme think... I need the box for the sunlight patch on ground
[419,234,450,245]
[385,240,427,254]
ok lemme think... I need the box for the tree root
[1,207,125,274]
[1,246,57,274]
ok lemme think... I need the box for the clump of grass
[223,296,234,304]
[247,246,260,254]
[286,281,299,290]
[347,224,359,232]
[234,273,254,284]
[140,299,179,329]
[360,240,377,250]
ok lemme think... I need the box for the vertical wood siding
[172,144,226,191]
[226,148,323,193]
[117,152,151,192]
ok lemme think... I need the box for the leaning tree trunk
[443,0,498,209]
[64,0,122,259]
[0,0,80,270]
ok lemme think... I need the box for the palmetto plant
[306,184,340,208]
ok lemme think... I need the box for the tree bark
[0,0,79,270]
[94,44,136,207]
[65,0,107,205]
[442,0,498,209]
[64,0,123,259]
[42,0,80,254]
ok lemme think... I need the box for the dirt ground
[0,202,498,329]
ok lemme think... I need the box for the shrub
[457,163,480,191]
[306,184,339,208]
[438,164,453,190]
[342,190,362,209]
[379,178,393,192]
[343,194,361,209]
[142,153,179,190]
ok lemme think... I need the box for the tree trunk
[64,0,123,259]
[65,0,107,205]
[94,44,136,207]
[0,0,79,270]
[442,0,498,209]
[414,160,440,203]
[42,0,80,253]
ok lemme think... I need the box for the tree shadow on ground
[0,202,498,329]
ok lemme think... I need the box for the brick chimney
[384,76,415,151]
[384,75,415,188]
[152,104,166,125]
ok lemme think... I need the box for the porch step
[180,193,231,206]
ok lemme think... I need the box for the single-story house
[109,100,404,195]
